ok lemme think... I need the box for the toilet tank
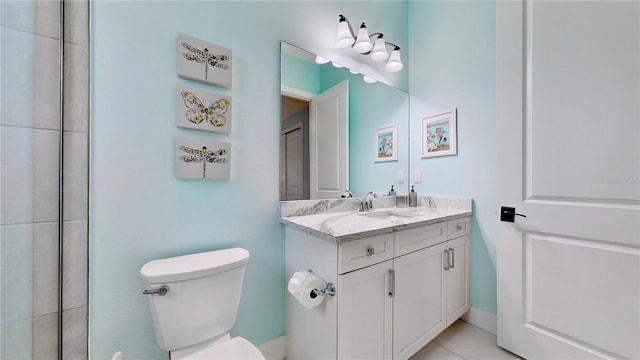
[140,248,250,351]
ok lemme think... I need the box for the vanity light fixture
[335,14,403,73]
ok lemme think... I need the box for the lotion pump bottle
[388,185,396,195]
[409,185,418,207]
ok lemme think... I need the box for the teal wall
[281,53,320,95]
[90,1,408,359]
[91,2,498,358]
[408,1,497,315]
[327,74,409,197]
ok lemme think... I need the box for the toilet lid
[171,337,264,360]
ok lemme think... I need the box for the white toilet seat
[171,336,264,360]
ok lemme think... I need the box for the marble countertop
[280,196,472,243]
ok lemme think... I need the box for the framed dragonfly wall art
[177,33,232,88]
[176,86,232,134]
[175,137,231,180]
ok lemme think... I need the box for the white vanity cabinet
[285,216,471,360]
[392,218,471,359]
[393,241,448,359]
[337,260,393,359]
[445,234,471,326]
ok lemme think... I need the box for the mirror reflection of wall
[280,42,409,200]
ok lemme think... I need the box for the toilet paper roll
[287,271,307,297]
[288,271,325,309]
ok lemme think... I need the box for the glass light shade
[349,69,359,75]
[336,20,354,48]
[370,37,389,62]
[331,62,344,68]
[315,56,330,64]
[363,75,377,83]
[353,25,373,53]
[385,49,404,72]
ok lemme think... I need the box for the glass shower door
[1,0,89,358]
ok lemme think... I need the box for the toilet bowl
[140,248,264,359]
[170,334,263,360]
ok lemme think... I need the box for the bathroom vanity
[281,197,471,360]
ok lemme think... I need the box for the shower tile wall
[61,2,89,357]
[1,1,89,358]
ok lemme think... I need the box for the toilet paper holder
[307,270,336,298]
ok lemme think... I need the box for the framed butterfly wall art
[176,86,232,134]
[175,137,231,180]
[177,33,232,88]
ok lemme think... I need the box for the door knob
[500,206,526,223]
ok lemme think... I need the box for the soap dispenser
[409,185,418,207]
[388,185,396,196]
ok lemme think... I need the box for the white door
[309,80,348,199]
[282,125,304,200]
[445,236,470,326]
[496,2,639,359]
[337,260,393,359]
[393,243,447,360]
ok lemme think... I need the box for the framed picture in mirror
[421,109,457,158]
[374,124,398,162]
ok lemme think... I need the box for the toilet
[140,247,264,359]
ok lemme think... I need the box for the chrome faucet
[341,190,353,198]
[360,191,379,212]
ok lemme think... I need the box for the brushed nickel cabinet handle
[444,249,450,271]
[388,269,395,297]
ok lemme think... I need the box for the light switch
[414,170,422,183]
[397,171,405,183]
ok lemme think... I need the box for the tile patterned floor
[410,320,521,360]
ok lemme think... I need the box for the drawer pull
[366,247,375,256]
[456,224,463,230]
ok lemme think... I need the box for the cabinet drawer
[447,217,471,239]
[395,222,447,257]
[338,233,394,274]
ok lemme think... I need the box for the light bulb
[315,56,330,64]
[352,23,373,53]
[385,49,403,72]
[363,75,377,83]
[370,36,389,62]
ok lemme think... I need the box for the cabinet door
[445,235,471,326]
[337,261,393,359]
[393,242,447,360]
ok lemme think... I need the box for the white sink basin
[358,210,420,222]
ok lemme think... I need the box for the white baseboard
[258,335,286,360]
[462,306,497,335]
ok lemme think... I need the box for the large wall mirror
[280,41,409,200]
